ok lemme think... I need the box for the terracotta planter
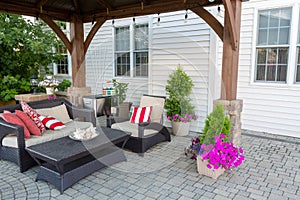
[171,121,190,136]
[197,155,225,179]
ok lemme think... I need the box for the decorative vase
[171,121,190,136]
[45,87,55,95]
[197,155,225,179]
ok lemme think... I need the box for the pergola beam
[84,19,106,53]
[191,7,224,41]
[40,15,72,53]
[36,0,48,9]
[72,0,81,14]
[223,0,238,50]
[95,0,113,11]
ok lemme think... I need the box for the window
[296,13,300,83]
[114,24,149,77]
[56,45,69,75]
[255,8,291,82]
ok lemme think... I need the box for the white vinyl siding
[85,17,149,103]
[237,0,300,137]
[151,10,213,131]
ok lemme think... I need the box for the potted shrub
[165,65,197,136]
[185,104,244,179]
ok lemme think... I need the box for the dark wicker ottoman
[26,126,130,194]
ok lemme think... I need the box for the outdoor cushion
[2,112,31,139]
[38,115,66,130]
[111,121,157,137]
[140,96,165,123]
[2,121,93,148]
[15,110,41,136]
[35,104,72,124]
[130,106,152,123]
[21,101,46,134]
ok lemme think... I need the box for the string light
[157,13,160,26]
[112,18,115,27]
[133,17,135,24]
[5,14,10,23]
[92,16,95,25]
[184,9,188,23]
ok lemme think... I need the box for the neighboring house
[83,0,300,137]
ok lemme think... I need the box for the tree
[0,13,63,101]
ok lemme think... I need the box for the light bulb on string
[157,13,160,26]
[184,9,188,23]
[5,14,10,23]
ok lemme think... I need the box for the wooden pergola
[0,0,247,101]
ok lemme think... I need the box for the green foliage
[200,103,231,145]
[165,65,194,118]
[0,13,63,101]
[57,79,71,91]
[113,79,129,104]
[0,75,31,101]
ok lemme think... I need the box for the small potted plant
[185,104,244,179]
[165,65,196,136]
[38,75,60,95]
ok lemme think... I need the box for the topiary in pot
[200,103,231,145]
[165,65,196,136]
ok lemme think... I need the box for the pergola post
[216,0,243,146]
[68,15,91,107]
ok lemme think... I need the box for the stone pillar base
[67,87,91,107]
[213,99,243,146]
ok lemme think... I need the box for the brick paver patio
[0,128,300,200]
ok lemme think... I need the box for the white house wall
[84,18,149,104]
[150,10,213,131]
[237,0,300,137]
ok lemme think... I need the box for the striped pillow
[38,115,66,130]
[130,106,152,123]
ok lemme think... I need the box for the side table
[15,93,51,102]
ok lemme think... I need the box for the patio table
[26,126,130,194]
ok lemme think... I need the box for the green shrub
[0,75,31,101]
[57,79,71,91]
[200,103,231,144]
[165,65,195,118]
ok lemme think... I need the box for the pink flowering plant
[185,133,244,171]
[201,133,244,170]
[167,113,198,123]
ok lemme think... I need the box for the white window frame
[251,3,300,86]
[112,19,149,78]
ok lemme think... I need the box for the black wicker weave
[107,94,171,154]
[26,127,130,194]
[0,98,96,172]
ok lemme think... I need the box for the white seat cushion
[2,121,93,148]
[111,121,157,137]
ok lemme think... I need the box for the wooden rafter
[84,18,106,53]
[0,1,71,21]
[72,0,80,14]
[191,7,224,41]
[223,0,237,50]
[95,0,113,11]
[83,1,200,22]
[36,0,48,9]
[40,15,72,53]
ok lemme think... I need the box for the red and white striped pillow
[38,115,66,130]
[130,106,152,123]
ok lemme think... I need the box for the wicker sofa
[0,98,96,172]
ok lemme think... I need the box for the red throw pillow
[2,113,31,139]
[15,110,41,136]
[21,101,46,134]
[38,115,66,130]
[130,106,152,123]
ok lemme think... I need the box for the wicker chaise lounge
[107,94,171,154]
[0,98,95,172]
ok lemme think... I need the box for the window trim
[251,4,300,86]
[112,20,149,78]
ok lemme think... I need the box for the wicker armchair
[0,98,95,172]
[107,94,171,154]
